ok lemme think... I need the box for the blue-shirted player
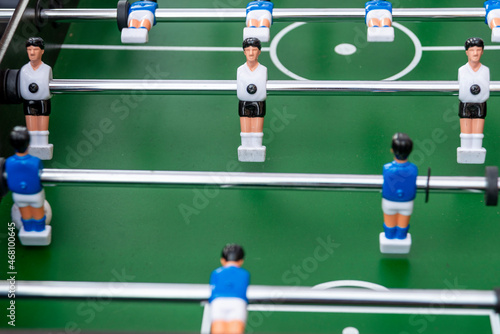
[382,133,418,240]
[5,127,46,232]
[121,0,158,43]
[485,1,500,42]
[209,244,250,334]
[244,1,273,42]
[365,0,394,42]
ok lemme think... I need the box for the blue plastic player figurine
[121,0,158,43]
[365,0,394,42]
[380,133,418,254]
[244,0,274,42]
[4,126,52,246]
[485,1,500,42]
[209,244,250,334]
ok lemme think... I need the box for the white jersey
[20,62,52,101]
[237,62,267,102]
[458,62,490,103]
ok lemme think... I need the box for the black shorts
[458,102,486,119]
[239,101,266,118]
[24,100,51,116]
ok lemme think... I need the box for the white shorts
[128,10,154,24]
[12,189,45,208]
[487,9,500,26]
[246,10,272,26]
[366,9,392,24]
[382,198,414,216]
[210,298,248,322]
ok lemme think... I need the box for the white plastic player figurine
[457,37,490,164]
[121,0,158,44]
[237,38,267,162]
[20,37,53,160]
[485,0,500,42]
[5,127,52,246]
[244,0,273,43]
[365,0,394,42]
[380,133,417,254]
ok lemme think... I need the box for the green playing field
[1,0,500,333]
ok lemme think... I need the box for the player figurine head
[391,132,413,161]
[242,38,262,66]
[465,37,484,67]
[10,126,30,154]
[221,244,245,265]
[26,37,45,67]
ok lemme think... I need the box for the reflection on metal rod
[40,169,490,192]
[49,79,500,96]
[0,281,497,309]
[0,8,484,23]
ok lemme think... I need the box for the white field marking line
[383,22,422,81]
[200,302,211,334]
[313,280,389,291]
[269,22,308,81]
[268,22,422,82]
[59,44,270,52]
[248,304,496,317]
[491,312,500,334]
[422,45,500,51]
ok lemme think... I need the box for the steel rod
[0,1,29,64]
[39,169,492,192]
[49,79,500,96]
[0,8,487,23]
[0,281,497,309]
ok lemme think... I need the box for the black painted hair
[222,244,245,262]
[242,37,262,50]
[465,37,484,50]
[392,133,413,160]
[10,126,30,153]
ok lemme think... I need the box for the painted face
[26,46,44,63]
[243,46,261,62]
[466,46,483,64]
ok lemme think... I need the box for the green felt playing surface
[1,0,500,333]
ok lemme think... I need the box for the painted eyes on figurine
[29,83,39,93]
[247,84,257,94]
[470,84,481,95]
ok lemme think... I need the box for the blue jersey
[129,1,158,25]
[246,1,274,15]
[485,1,500,24]
[5,154,43,195]
[209,265,250,303]
[365,0,392,14]
[382,161,418,202]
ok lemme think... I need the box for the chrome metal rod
[40,169,491,192]
[49,79,500,96]
[9,8,486,23]
[0,1,29,64]
[0,281,497,309]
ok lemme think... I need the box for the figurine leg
[249,117,264,133]
[247,18,259,28]
[240,117,252,133]
[368,18,381,27]
[258,18,271,28]
[140,19,152,31]
[490,17,500,28]
[381,17,392,27]
[129,18,140,28]
[226,320,245,334]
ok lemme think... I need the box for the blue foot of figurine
[19,225,52,246]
